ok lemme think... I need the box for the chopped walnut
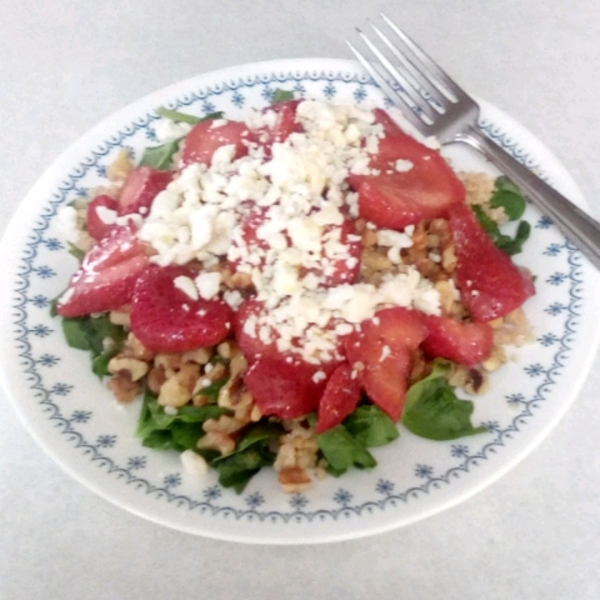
[107,374,141,404]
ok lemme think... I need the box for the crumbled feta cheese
[180,449,208,478]
[195,272,221,300]
[174,275,199,300]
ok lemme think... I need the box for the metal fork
[348,14,600,270]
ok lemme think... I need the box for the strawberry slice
[421,314,494,367]
[300,217,361,287]
[57,224,150,318]
[234,298,279,362]
[118,167,173,216]
[87,194,118,240]
[345,307,428,421]
[130,266,234,353]
[348,108,465,230]
[244,355,332,420]
[315,362,362,433]
[261,99,303,146]
[448,203,535,322]
[180,119,254,167]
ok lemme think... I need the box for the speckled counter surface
[1,1,599,598]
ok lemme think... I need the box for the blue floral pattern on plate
[1,59,597,542]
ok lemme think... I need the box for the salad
[54,89,535,493]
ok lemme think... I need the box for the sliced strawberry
[421,314,494,367]
[448,203,535,322]
[345,307,428,421]
[243,355,329,420]
[348,109,465,230]
[315,362,362,433]
[180,119,254,167]
[130,266,234,353]
[234,298,279,361]
[57,224,150,318]
[87,194,118,240]
[118,167,172,216]
[264,99,303,145]
[300,217,361,287]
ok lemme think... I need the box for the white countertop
[1,1,600,598]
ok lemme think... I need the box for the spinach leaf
[344,405,399,448]
[194,376,229,404]
[313,421,377,477]
[214,447,273,493]
[472,205,531,256]
[61,314,127,376]
[271,88,295,103]
[402,360,487,441]
[138,140,180,170]
[67,242,86,261]
[136,389,231,452]
[156,107,224,124]
[490,176,527,221]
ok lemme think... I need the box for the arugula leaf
[472,205,531,256]
[490,176,527,221]
[344,405,399,448]
[138,140,180,170]
[271,88,295,103]
[155,107,224,124]
[313,421,377,477]
[402,360,487,441]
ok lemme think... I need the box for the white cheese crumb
[180,449,208,478]
[380,345,391,362]
[312,370,327,384]
[174,275,199,300]
[154,119,193,143]
[395,159,414,172]
[96,205,118,225]
[194,272,222,300]
[164,406,178,416]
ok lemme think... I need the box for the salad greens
[473,176,531,256]
[402,360,487,441]
[139,109,224,171]
[271,88,295,104]
[61,314,127,377]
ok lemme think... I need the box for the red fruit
[118,167,172,216]
[448,203,535,322]
[234,299,279,362]
[264,99,303,144]
[180,119,254,167]
[348,109,465,230]
[129,266,234,353]
[57,224,150,318]
[244,355,330,420]
[421,314,494,367]
[315,362,362,433]
[300,217,361,287]
[87,194,118,240]
[345,307,428,421]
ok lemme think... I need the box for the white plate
[1,58,598,544]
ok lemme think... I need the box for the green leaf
[138,140,180,170]
[402,360,487,441]
[194,376,229,404]
[236,422,285,453]
[136,389,230,440]
[67,242,86,261]
[315,424,377,477]
[344,405,399,448]
[271,88,295,103]
[214,447,274,493]
[91,347,119,378]
[490,176,527,221]
[494,220,531,256]
[471,205,531,256]
[155,107,224,124]
[61,318,93,351]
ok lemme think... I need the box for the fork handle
[455,126,600,270]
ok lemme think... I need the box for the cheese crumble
[136,100,441,364]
